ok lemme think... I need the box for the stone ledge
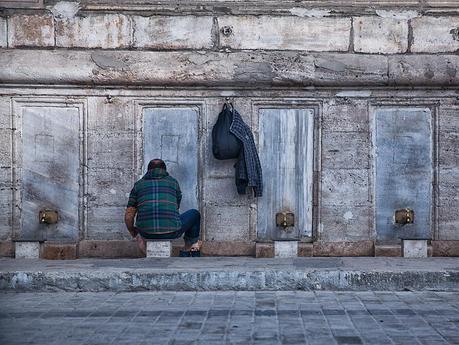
[79,240,143,258]
[1,50,458,86]
[1,257,458,292]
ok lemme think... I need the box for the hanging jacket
[229,108,263,197]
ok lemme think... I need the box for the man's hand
[124,207,138,238]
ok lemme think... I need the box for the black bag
[212,104,242,160]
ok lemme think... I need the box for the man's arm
[126,185,138,238]
[176,182,182,210]
[125,207,138,238]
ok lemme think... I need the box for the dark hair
[148,159,166,171]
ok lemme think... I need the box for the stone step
[1,257,458,292]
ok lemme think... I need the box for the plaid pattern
[230,107,263,197]
[127,168,182,235]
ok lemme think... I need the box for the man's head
[148,159,166,171]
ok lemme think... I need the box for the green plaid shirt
[127,168,182,235]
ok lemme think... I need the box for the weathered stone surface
[218,16,350,51]
[0,17,6,48]
[0,97,11,130]
[354,16,408,53]
[7,14,54,47]
[201,241,255,256]
[274,241,298,258]
[87,97,134,131]
[15,242,40,259]
[439,131,458,169]
[432,240,459,257]
[205,205,249,241]
[87,168,132,207]
[56,14,131,48]
[321,132,369,169]
[402,240,428,258]
[388,54,459,86]
[41,243,77,260]
[87,131,133,169]
[439,106,459,133]
[412,16,459,53]
[438,168,459,206]
[437,205,459,240]
[86,206,128,240]
[313,241,374,256]
[0,129,11,166]
[133,16,213,49]
[204,177,248,205]
[322,99,369,132]
[321,169,369,206]
[255,242,274,258]
[2,50,457,86]
[298,242,313,257]
[146,241,171,258]
[79,240,142,258]
[0,241,14,257]
[375,245,401,257]
[319,206,372,242]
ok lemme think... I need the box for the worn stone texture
[255,242,274,258]
[204,205,249,241]
[204,177,248,205]
[79,240,142,258]
[297,242,313,257]
[437,205,459,240]
[7,14,54,47]
[322,99,369,132]
[201,241,255,256]
[321,169,369,207]
[0,17,6,48]
[87,96,134,131]
[439,106,459,133]
[87,168,132,207]
[319,206,372,242]
[2,50,458,86]
[87,131,133,169]
[218,16,351,51]
[55,14,131,49]
[438,168,459,207]
[41,243,77,260]
[0,129,11,166]
[432,240,459,256]
[439,131,458,168]
[374,245,401,257]
[0,241,14,257]
[388,54,459,86]
[313,241,374,256]
[0,97,12,130]
[354,16,408,53]
[86,206,129,240]
[321,132,369,169]
[133,16,213,49]
[411,16,459,53]
[0,167,12,241]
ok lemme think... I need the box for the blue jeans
[138,209,200,246]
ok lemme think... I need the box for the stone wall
[0,0,458,257]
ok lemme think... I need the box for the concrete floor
[1,291,458,345]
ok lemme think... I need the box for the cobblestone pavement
[0,291,458,345]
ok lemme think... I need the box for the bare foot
[136,235,146,256]
[190,240,202,251]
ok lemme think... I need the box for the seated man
[124,159,202,256]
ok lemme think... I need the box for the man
[124,159,202,256]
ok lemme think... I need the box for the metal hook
[224,97,233,110]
